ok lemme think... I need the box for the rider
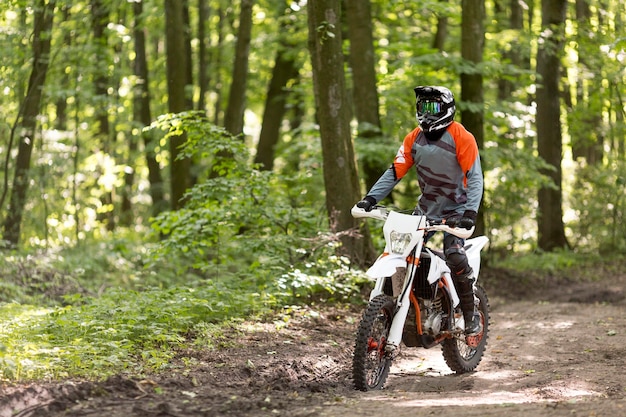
[356,85,484,336]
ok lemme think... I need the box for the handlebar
[427,222,475,239]
[350,204,475,239]
[351,205,389,221]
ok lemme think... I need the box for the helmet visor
[417,100,442,115]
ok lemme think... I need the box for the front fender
[366,254,406,279]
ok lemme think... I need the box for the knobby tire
[352,294,395,391]
[442,284,490,373]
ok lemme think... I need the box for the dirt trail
[2,267,626,417]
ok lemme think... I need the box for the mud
[2,265,626,417]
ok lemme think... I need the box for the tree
[91,0,116,230]
[197,0,210,112]
[345,0,384,191]
[495,0,529,100]
[536,0,569,251]
[570,0,604,165]
[307,0,375,266]
[0,0,625,254]
[432,0,449,51]
[461,0,486,236]
[223,0,254,136]
[165,0,192,209]
[254,1,301,171]
[2,0,55,247]
[133,0,166,217]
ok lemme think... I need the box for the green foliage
[479,101,556,251]
[276,255,368,304]
[0,112,368,381]
[0,233,183,306]
[147,112,339,279]
[493,249,595,273]
[0,230,366,381]
[481,143,556,251]
[491,251,626,287]
[568,161,626,253]
[0,276,271,380]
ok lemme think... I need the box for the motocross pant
[444,234,476,320]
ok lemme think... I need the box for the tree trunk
[165,0,192,210]
[461,0,486,236]
[212,5,225,126]
[571,0,604,165]
[2,0,55,246]
[536,0,569,251]
[432,0,449,51]
[345,0,385,192]
[307,0,376,267]
[133,0,166,218]
[91,0,110,147]
[223,0,254,136]
[55,5,71,130]
[496,0,525,100]
[197,0,210,112]
[183,0,194,111]
[254,2,300,171]
[91,0,116,231]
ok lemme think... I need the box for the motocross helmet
[414,86,456,135]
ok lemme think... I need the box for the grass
[0,238,364,382]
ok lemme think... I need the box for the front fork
[384,259,419,353]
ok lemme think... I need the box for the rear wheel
[442,284,490,373]
[352,294,395,391]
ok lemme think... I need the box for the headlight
[389,231,414,254]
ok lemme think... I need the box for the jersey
[366,121,483,221]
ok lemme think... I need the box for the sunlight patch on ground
[380,345,600,409]
[475,369,521,382]
[389,391,545,407]
[391,348,453,376]
[365,383,600,408]
[536,320,574,329]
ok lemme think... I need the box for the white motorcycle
[351,204,490,391]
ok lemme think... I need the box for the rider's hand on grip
[445,210,476,229]
[356,196,376,212]
[458,210,477,229]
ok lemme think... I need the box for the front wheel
[352,294,395,391]
[442,284,490,374]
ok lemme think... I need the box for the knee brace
[444,235,471,279]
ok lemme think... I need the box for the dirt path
[2,269,626,417]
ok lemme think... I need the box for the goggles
[417,100,442,115]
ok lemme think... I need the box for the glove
[457,210,477,229]
[445,210,476,229]
[356,196,376,212]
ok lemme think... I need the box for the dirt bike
[351,204,490,391]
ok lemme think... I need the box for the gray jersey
[366,121,483,220]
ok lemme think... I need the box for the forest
[0,0,626,408]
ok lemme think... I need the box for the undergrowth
[0,238,365,382]
[491,249,626,279]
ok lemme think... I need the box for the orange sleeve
[450,122,479,179]
[393,127,420,179]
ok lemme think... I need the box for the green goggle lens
[418,101,442,114]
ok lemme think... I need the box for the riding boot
[444,234,481,336]
[455,270,482,336]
